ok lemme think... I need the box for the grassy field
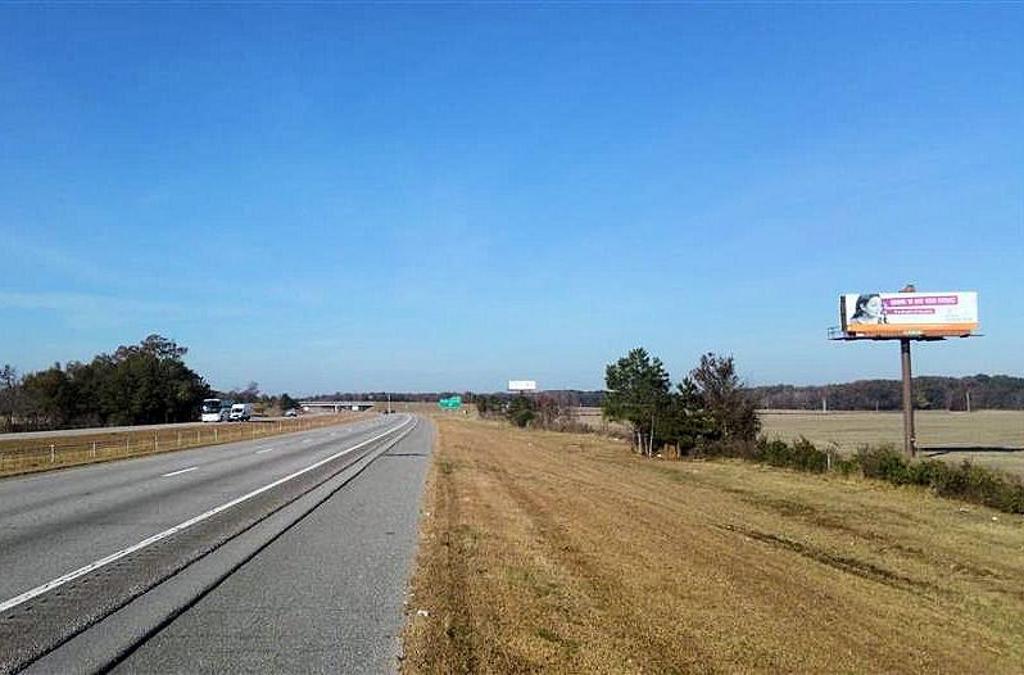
[760,410,1024,477]
[574,407,1024,477]
[402,417,1024,674]
[0,412,371,478]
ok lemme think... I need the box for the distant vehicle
[201,398,230,423]
[284,409,298,417]
[229,403,254,422]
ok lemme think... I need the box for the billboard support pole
[899,338,916,458]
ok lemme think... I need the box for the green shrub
[509,409,535,428]
[940,461,1024,513]
[699,435,1024,515]
[854,446,1024,513]
[746,437,829,473]
[857,446,913,484]
[834,456,860,477]
[693,439,755,460]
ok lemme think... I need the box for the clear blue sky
[1,4,1021,394]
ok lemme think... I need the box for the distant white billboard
[508,380,537,392]
[839,291,978,338]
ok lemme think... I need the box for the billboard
[840,291,978,337]
[508,380,537,392]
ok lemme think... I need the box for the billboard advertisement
[508,380,537,392]
[840,291,978,337]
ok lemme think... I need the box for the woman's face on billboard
[865,295,883,317]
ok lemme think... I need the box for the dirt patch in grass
[402,418,1024,673]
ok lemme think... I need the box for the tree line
[466,375,1024,413]
[476,348,761,455]
[0,335,211,431]
[475,393,586,431]
[749,375,1024,411]
[0,335,303,432]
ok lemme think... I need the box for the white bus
[201,398,230,423]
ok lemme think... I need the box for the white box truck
[229,403,253,422]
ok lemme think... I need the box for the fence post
[214,428,218,443]
[154,435,159,452]
[92,441,97,458]
[50,444,55,463]
[196,429,200,444]
[126,436,130,454]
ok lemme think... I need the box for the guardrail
[0,414,372,478]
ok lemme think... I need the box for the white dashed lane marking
[162,467,197,478]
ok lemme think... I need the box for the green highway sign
[438,396,462,410]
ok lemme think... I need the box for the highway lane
[0,414,418,672]
[113,419,434,673]
[0,412,346,441]
[0,415,397,603]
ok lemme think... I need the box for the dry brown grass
[402,417,1024,674]
[0,413,372,478]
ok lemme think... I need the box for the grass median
[402,417,1024,673]
[0,413,373,478]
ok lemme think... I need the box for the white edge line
[0,415,415,614]
[161,467,197,478]
[254,447,275,455]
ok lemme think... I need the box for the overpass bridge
[298,401,375,413]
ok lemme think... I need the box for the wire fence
[0,414,370,477]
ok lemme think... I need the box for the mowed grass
[402,418,1024,674]
[760,410,1024,477]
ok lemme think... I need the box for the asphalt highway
[0,413,341,441]
[0,413,431,673]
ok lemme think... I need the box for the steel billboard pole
[900,338,916,458]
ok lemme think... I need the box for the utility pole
[900,338,916,458]
[966,389,972,414]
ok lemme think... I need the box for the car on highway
[284,409,298,417]
[229,403,253,422]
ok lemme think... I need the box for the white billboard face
[840,291,978,337]
[508,380,537,392]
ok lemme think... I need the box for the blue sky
[1,4,1021,394]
